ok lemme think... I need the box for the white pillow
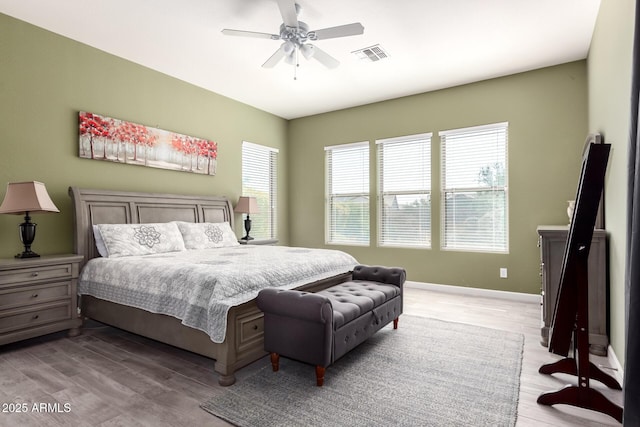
[175,221,239,249]
[95,222,186,258]
[92,225,109,257]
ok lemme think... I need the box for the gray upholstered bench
[256,265,406,386]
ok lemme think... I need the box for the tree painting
[78,112,111,159]
[78,111,218,176]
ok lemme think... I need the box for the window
[377,133,432,248]
[325,142,369,245]
[439,122,508,252]
[242,141,278,239]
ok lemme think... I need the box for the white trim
[604,345,625,385]
[375,132,433,145]
[324,141,369,151]
[438,121,509,137]
[405,281,540,303]
[242,140,279,153]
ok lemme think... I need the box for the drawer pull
[32,272,39,277]
[253,325,258,331]
[32,293,39,298]
[32,314,39,320]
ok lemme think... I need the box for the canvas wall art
[78,111,218,175]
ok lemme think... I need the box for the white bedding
[78,245,358,343]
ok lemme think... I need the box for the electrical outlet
[500,268,508,278]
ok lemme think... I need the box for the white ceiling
[0,0,601,120]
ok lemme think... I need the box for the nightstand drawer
[0,264,74,286]
[0,302,72,334]
[0,281,71,310]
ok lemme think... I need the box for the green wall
[588,0,634,365]
[0,13,289,258]
[2,3,630,368]
[0,12,597,296]
[288,61,589,294]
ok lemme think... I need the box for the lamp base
[15,250,40,259]
[17,214,39,259]
[243,216,253,241]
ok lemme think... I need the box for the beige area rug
[201,315,524,426]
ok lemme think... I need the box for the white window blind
[377,133,431,248]
[439,122,508,252]
[325,142,369,245]
[242,141,278,239]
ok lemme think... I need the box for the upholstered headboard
[69,187,234,267]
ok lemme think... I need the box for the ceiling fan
[221,0,364,70]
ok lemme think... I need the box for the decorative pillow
[175,221,240,249]
[95,222,186,258]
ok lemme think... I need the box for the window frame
[439,122,509,253]
[376,133,432,249]
[241,141,279,240]
[325,141,370,246]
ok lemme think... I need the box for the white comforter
[78,245,358,343]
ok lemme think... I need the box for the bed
[69,187,356,385]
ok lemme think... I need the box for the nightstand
[238,239,279,245]
[0,254,83,345]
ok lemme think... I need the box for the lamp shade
[300,44,315,60]
[0,181,60,215]
[235,196,259,214]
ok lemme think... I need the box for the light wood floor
[0,286,623,426]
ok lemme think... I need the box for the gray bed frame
[69,187,351,386]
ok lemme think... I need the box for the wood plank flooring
[0,286,623,426]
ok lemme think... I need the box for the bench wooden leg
[393,317,399,329]
[270,352,280,372]
[316,365,325,386]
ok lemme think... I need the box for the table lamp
[235,196,259,240]
[0,181,60,258]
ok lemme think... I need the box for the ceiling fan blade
[277,0,299,28]
[221,29,279,40]
[307,45,339,69]
[262,48,286,68]
[309,23,364,41]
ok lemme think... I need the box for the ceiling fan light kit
[221,0,364,74]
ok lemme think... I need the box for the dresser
[0,254,83,345]
[537,226,608,355]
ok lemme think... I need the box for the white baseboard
[603,345,625,385]
[405,280,540,304]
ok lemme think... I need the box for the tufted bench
[256,265,406,386]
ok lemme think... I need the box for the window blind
[325,142,369,245]
[376,133,431,248]
[242,141,278,239]
[439,123,508,252]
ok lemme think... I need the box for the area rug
[201,315,524,427]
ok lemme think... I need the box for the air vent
[352,44,389,62]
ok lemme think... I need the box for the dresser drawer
[0,264,74,286]
[0,281,71,310]
[0,302,72,334]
